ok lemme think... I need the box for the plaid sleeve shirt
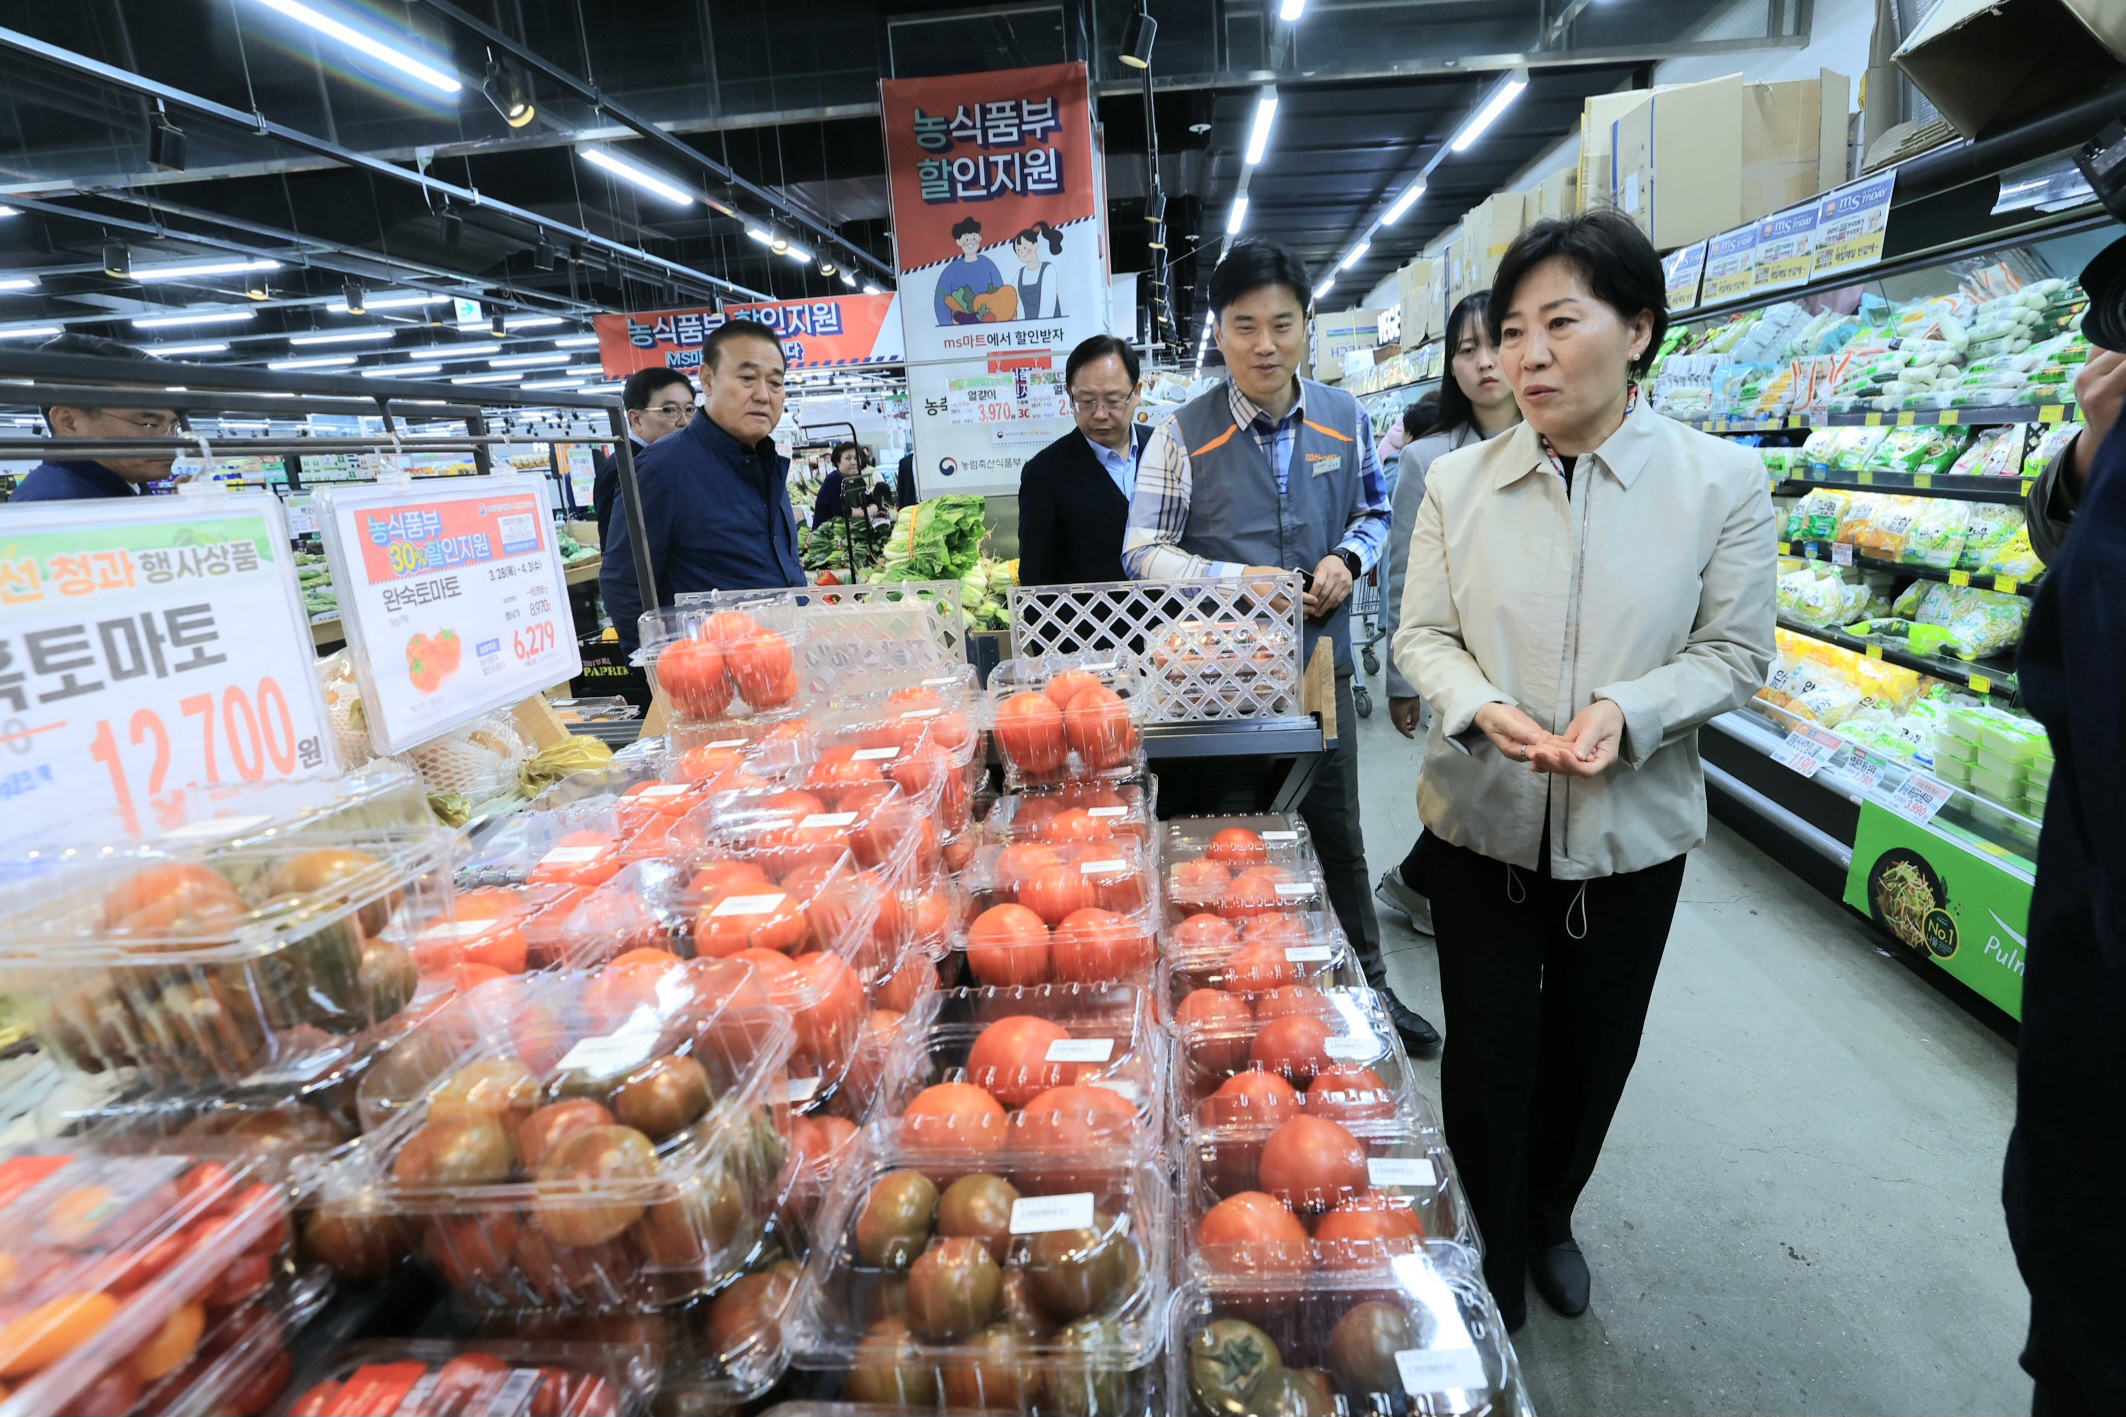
[1122,379,1390,580]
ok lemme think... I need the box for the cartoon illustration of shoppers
[1011,222,1065,320]
[935,216,1006,325]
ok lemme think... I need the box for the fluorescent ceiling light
[521,377,589,390]
[745,227,774,246]
[1279,0,1306,18]
[251,0,462,94]
[151,341,230,355]
[398,343,506,362]
[0,325,61,340]
[563,365,604,377]
[840,270,858,289]
[1383,180,1426,225]
[0,207,16,218]
[289,328,396,345]
[862,283,883,295]
[506,316,564,330]
[268,354,358,370]
[1313,277,1335,299]
[580,147,695,206]
[363,363,442,377]
[328,291,439,312]
[1244,91,1279,166]
[490,353,570,368]
[1226,196,1249,235]
[554,335,600,349]
[1339,241,1370,270]
[784,241,813,264]
[1451,71,1528,153]
[0,276,39,292]
[133,309,256,329]
[133,258,280,281]
[452,371,524,384]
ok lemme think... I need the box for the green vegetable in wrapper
[875,495,990,582]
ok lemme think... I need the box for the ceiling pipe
[410,0,891,282]
[0,23,769,302]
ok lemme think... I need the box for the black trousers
[1299,672,1387,989]
[1411,829,1688,1311]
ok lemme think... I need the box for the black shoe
[1530,1240,1590,1316]
[1381,991,1442,1059]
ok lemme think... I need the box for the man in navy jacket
[8,334,180,503]
[601,319,804,647]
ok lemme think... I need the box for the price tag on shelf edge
[1889,772,1954,826]
[316,474,580,755]
[1845,748,1888,792]
[1770,724,1843,778]
[0,494,336,838]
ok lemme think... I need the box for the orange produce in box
[727,629,796,707]
[689,860,773,897]
[1206,827,1269,868]
[1010,1084,1136,1173]
[941,831,977,873]
[965,904,1051,987]
[993,844,1062,892]
[876,955,938,1014]
[1064,685,1136,769]
[1171,859,1232,910]
[695,883,808,957]
[790,1114,858,1170]
[1307,1065,1399,1123]
[965,1015,1072,1107]
[1248,1014,1337,1084]
[1196,1191,1310,1281]
[103,862,247,937]
[1220,940,1302,994]
[1217,870,1291,921]
[656,637,733,718]
[1255,985,1337,1024]
[1082,858,1147,916]
[0,1291,120,1377]
[1206,1070,1302,1127]
[993,692,1067,774]
[1176,989,1253,1075]
[1315,1189,1427,1270]
[901,1082,1008,1152]
[807,745,884,792]
[707,610,762,641]
[1172,912,1241,954]
[1044,670,1106,712]
[1043,808,1115,846]
[1020,863,1097,927]
[837,781,919,870]
[1257,1114,1368,1213]
[527,831,621,888]
[674,744,746,786]
[1051,907,1152,984]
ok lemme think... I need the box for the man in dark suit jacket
[1018,334,1149,585]
[593,366,696,547]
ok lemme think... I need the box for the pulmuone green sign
[1843,800,2030,1019]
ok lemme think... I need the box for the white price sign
[1846,749,1887,792]
[1770,725,1842,778]
[0,494,335,837]
[317,475,580,754]
[1890,772,1954,825]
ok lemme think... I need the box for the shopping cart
[1349,567,1387,718]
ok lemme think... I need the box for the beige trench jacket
[1390,402,1777,879]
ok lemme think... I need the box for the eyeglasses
[1069,393,1134,412]
[647,402,697,419]
[101,412,183,436]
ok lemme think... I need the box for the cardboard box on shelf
[1609,70,1848,251]
[1442,229,1469,308]
[1313,308,1384,384]
[1398,258,1442,344]
[1527,167,1578,222]
[1581,87,1669,214]
[1462,191,1530,290]
[1895,0,2126,138]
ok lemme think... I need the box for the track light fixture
[245,270,271,300]
[819,258,838,277]
[1144,191,1166,225]
[482,55,535,128]
[532,238,556,271]
[103,241,130,278]
[661,276,679,305]
[343,279,366,313]
[147,107,187,171]
[1147,225,1167,251]
[770,228,791,255]
[490,312,507,339]
[1120,8,1156,69]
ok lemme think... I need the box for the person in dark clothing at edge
[896,450,919,508]
[812,440,867,525]
[1018,333,1151,586]
[592,367,697,548]
[1122,239,1441,1060]
[600,319,804,649]
[2002,234,2126,1417]
[7,334,180,503]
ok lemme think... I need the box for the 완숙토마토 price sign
[0,493,336,838]
[317,474,580,754]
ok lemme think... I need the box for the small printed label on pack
[1396,1346,1488,1395]
[799,813,859,829]
[1368,1157,1439,1188]
[1045,1038,1116,1063]
[1009,1193,1097,1233]
[710,891,789,917]
[1284,946,1335,963]
[852,746,900,761]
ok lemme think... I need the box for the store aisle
[1349,706,2029,1416]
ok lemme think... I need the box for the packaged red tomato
[410,882,589,979]
[1183,1109,1473,1280]
[985,655,1148,789]
[634,601,808,722]
[0,1147,296,1417]
[323,967,797,1310]
[784,1133,1168,1408]
[135,1268,330,1417]
[1163,910,1366,1018]
[275,1339,654,1417]
[1165,858,1330,925]
[661,718,817,797]
[802,706,982,840]
[955,842,1157,990]
[1162,813,1315,874]
[1167,1244,1533,1417]
[981,780,1157,848]
[873,983,1164,1154]
[1170,986,1432,1135]
[0,764,453,1089]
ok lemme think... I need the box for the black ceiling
[0,0,1786,373]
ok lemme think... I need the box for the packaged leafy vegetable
[1957,505,2025,570]
[1900,498,1971,569]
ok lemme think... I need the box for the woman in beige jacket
[1391,210,1777,1331]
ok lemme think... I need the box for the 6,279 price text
[512,622,557,661]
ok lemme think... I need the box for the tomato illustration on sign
[407,629,462,692]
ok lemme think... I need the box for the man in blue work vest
[1123,240,1440,1059]
[601,318,806,648]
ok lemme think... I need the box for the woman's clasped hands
[1472,700,1626,778]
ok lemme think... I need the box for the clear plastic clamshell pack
[633,601,809,723]
[0,763,457,1089]
[986,655,1149,790]
[307,963,796,1311]
[1170,986,1433,1135]
[273,1338,658,1417]
[981,780,1157,849]
[953,839,1159,991]
[1168,1242,1532,1417]
[1163,910,1367,1022]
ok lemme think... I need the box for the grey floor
[1344,696,2030,1417]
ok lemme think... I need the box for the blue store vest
[1172,378,1363,672]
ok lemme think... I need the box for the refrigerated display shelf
[1771,472,2030,504]
[1682,404,2074,434]
[1774,615,2020,702]
[1777,539,2039,598]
